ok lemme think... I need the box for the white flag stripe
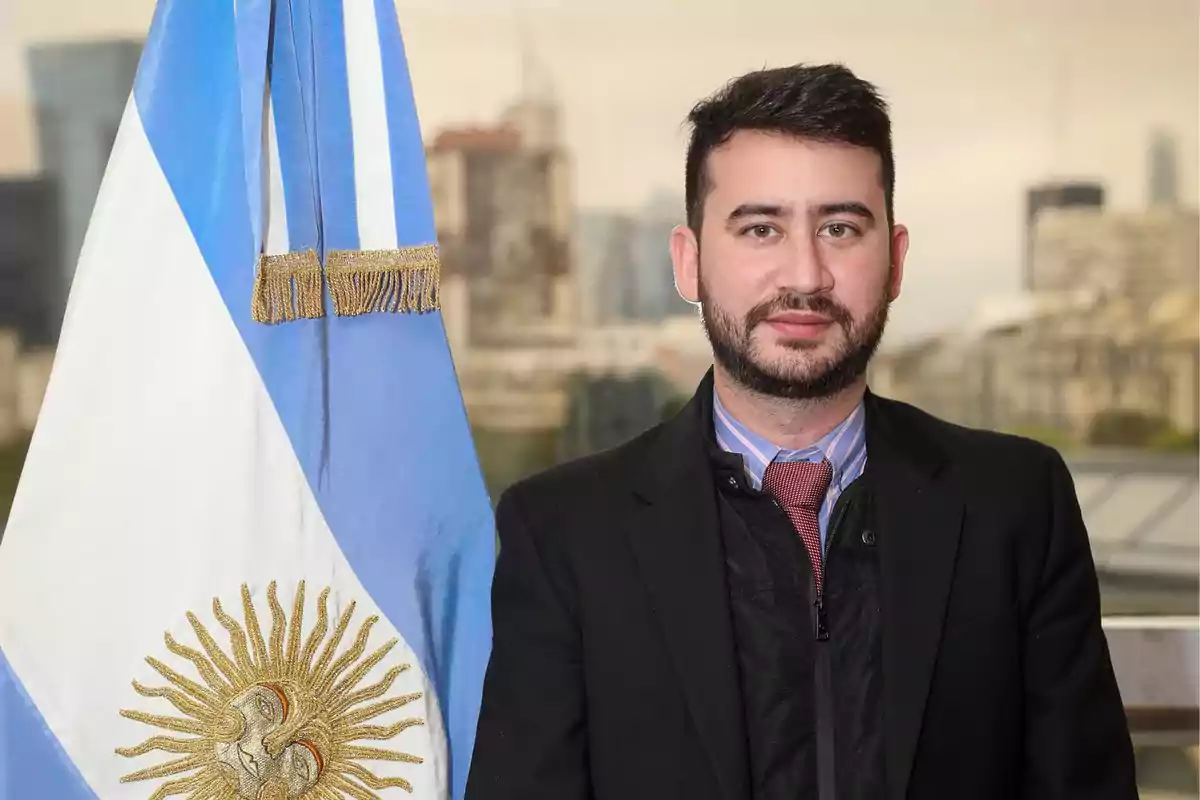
[0,101,446,798]
[343,0,397,249]
[263,90,291,255]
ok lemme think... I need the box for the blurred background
[1,0,1197,795]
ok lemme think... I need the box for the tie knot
[763,458,833,510]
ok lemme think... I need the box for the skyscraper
[26,39,142,337]
[1023,180,1105,292]
[575,210,637,323]
[631,192,691,321]
[0,177,59,347]
[1147,129,1179,208]
[426,95,575,347]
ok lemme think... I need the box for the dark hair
[684,63,894,231]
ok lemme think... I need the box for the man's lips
[767,312,832,325]
[763,313,834,338]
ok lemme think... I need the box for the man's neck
[712,367,866,451]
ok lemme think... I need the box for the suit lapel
[625,379,749,800]
[865,394,964,800]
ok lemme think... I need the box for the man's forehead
[705,186,885,218]
[704,138,885,210]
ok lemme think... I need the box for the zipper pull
[814,595,830,641]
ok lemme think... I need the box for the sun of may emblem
[117,580,426,800]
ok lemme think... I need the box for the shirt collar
[712,387,867,491]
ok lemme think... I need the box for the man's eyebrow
[727,203,792,223]
[815,201,874,221]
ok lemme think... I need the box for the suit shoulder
[496,421,666,515]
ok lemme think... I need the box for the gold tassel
[250,249,325,324]
[325,245,441,317]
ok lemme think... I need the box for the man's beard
[698,270,891,401]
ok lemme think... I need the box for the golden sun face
[211,684,322,798]
[117,581,426,800]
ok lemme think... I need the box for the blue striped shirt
[713,389,868,552]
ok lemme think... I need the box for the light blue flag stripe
[284,0,321,248]
[370,5,490,786]
[234,0,270,248]
[308,0,359,254]
[133,4,494,799]
[269,0,321,252]
[0,650,97,798]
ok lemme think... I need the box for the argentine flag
[0,1,495,799]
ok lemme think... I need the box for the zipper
[768,484,855,800]
[812,493,852,800]
[813,495,850,641]
[814,594,831,640]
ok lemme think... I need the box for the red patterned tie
[763,459,833,592]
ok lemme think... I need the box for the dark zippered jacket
[466,369,1137,800]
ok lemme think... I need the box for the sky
[2,0,1197,342]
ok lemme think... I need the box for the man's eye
[821,222,856,239]
[743,225,775,238]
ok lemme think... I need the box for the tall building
[575,194,690,325]
[1023,181,1105,291]
[631,192,691,321]
[575,211,638,323]
[0,331,21,446]
[1147,130,1179,208]
[26,38,142,337]
[0,177,60,347]
[1031,206,1199,308]
[426,94,575,348]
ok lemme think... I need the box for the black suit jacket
[465,377,1137,800]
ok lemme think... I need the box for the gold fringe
[325,245,441,317]
[251,250,325,324]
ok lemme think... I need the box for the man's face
[672,130,908,400]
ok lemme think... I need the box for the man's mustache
[744,292,854,332]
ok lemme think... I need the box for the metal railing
[1103,616,1199,748]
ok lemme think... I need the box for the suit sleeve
[1021,448,1138,799]
[465,487,591,800]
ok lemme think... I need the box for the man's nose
[775,233,832,295]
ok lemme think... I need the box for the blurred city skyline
[0,8,1195,785]
[1,0,1197,343]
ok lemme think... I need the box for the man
[465,64,1137,800]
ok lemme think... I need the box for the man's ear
[671,224,700,304]
[887,223,909,301]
